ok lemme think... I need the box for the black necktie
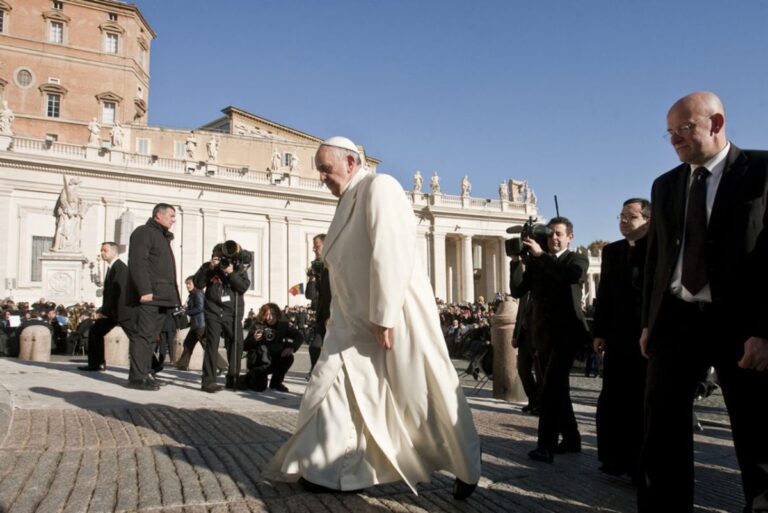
[682,167,710,295]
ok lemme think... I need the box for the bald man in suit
[639,91,768,513]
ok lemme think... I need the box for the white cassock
[263,169,482,493]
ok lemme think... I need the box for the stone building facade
[0,0,542,311]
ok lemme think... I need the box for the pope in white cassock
[263,136,482,499]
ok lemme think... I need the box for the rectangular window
[173,141,185,159]
[105,33,118,54]
[49,21,63,43]
[46,94,61,118]
[0,11,5,34]
[53,1,63,9]
[138,49,146,67]
[136,138,150,155]
[108,13,118,21]
[283,153,293,166]
[31,236,54,282]
[101,101,116,124]
[48,77,60,84]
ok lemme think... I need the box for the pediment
[39,83,68,95]
[42,10,71,23]
[96,91,123,103]
[99,22,125,34]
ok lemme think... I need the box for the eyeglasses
[663,122,696,139]
[617,214,645,222]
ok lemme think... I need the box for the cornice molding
[39,83,69,96]
[42,10,72,23]
[96,91,123,103]
[0,1,12,11]
[98,21,125,34]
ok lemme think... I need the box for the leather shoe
[554,438,581,454]
[148,374,168,387]
[528,447,554,463]
[201,383,223,393]
[78,366,102,372]
[298,477,338,494]
[452,477,477,500]
[127,379,160,391]
[521,403,538,413]
[225,375,236,389]
[270,384,290,392]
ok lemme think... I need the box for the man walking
[125,203,180,391]
[79,241,132,371]
[592,198,650,480]
[509,217,590,464]
[639,91,768,512]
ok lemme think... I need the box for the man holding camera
[243,302,304,392]
[306,233,331,372]
[509,216,590,464]
[194,243,251,392]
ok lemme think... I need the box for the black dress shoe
[270,384,290,392]
[147,374,168,387]
[201,383,223,393]
[528,447,554,463]
[127,379,160,391]
[298,477,339,494]
[554,438,581,454]
[521,403,538,413]
[78,366,102,372]
[452,477,478,500]
[225,375,236,389]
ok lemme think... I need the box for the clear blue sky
[132,0,768,246]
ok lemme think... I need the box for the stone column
[491,297,527,402]
[432,230,447,301]
[201,208,220,262]
[499,238,509,298]
[102,199,123,244]
[483,240,497,300]
[268,215,288,306]
[286,216,304,306]
[461,234,474,303]
[180,207,203,279]
[0,185,13,296]
[587,272,597,306]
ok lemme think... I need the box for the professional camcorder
[505,216,554,257]
[215,240,252,271]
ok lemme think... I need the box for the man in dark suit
[125,203,181,391]
[79,241,132,371]
[639,91,768,513]
[592,198,650,481]
[308,233,331,373]
[509,216,590,464]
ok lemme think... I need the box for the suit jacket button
[675,239,680,245]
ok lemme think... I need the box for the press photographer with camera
[305,233,331,373]
[508,216,590,464]
[193,241,251,393]
[242,302,304,392]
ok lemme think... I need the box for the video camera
[215,240,252,271]
[505,216,554,257]
[307,258,324,279]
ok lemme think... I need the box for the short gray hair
[325,145,362,166]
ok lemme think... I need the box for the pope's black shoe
[528,447,554,463]
[452,478,478,500]
[78,365,102,372]
[298,477,338,494]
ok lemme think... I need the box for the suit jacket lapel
[322,169,370,260]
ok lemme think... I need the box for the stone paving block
[8,450,62,513]
[194,447,227,503]
[62,449,99,513]
[114,448,138,512]
[34,450,81,513]
[137,446,163,510]
[168,446,205,505]
[0,451,41,510]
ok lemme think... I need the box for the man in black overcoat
[592,198,650,481]
[509,216,590,464]
[125,203,180,391]
[79,241,132,371]
[639,91,768,513]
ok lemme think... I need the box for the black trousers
[638,295,768,513]
[516,327,541,407]
[246,350,294,390]
[536,341,580,452]
[126,305,169,382]
[203,315,243,385]
[86,317,117,368]
[595,341,646,476]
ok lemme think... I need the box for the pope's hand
[373,324,393,350]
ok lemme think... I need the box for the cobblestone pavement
[0,351,743,513]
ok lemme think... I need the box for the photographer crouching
[194,241,251,392]
[243,303,304,392]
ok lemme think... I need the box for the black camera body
[505,216,554,257]
[217,240,252,271]
[307,258,324,279]
[252,323,276,342]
